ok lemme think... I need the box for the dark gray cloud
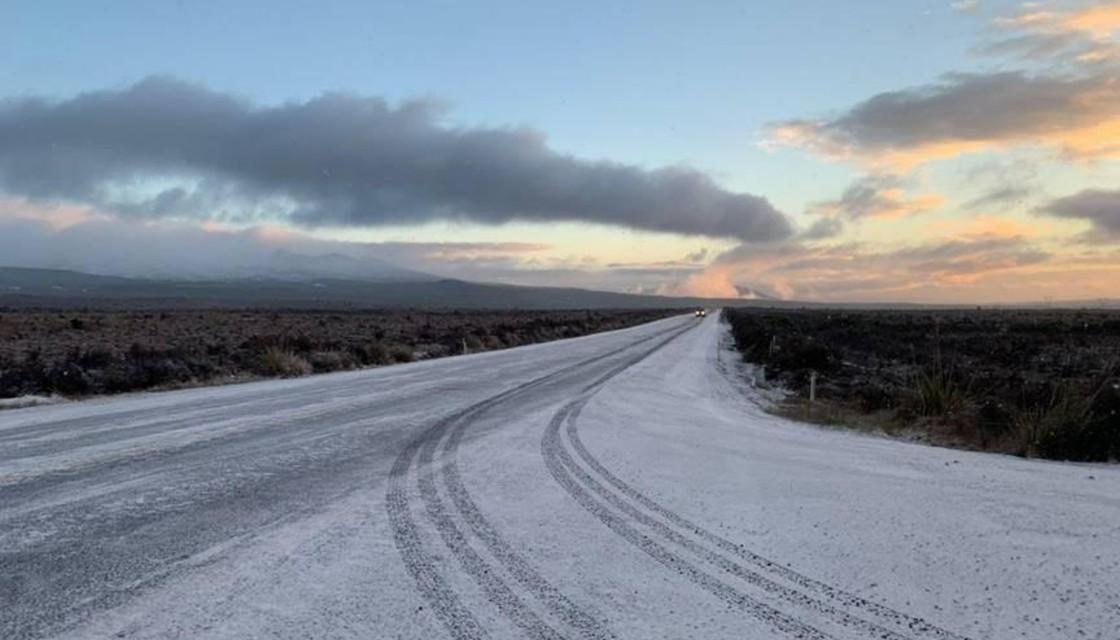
[981,32,1085,63]
[961,158,1039,211]
[0,77,792,242]
[712,235,1049,281]
[885,236,1050,274]
[1038,189,1120,239]
[711,241,809,266]
[608,249,714,268]
[809,175,898,218]
[963,185,1035,210]
[798,216,844,240]
[982,4,1120,69]
[684,248,709,263]
[830,72,1102,147]
[775,71,1120,159]
[807,174,941,219]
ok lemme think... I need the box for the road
[2,313,1117,639]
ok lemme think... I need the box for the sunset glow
[3,1,1120,303]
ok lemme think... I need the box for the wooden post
[809,370,817,404]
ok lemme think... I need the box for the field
[724,307,1120,462]
[0,308,677,401]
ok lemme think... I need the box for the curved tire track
[386,320,691,639]
[544,401,832,640]
[541,327,973,640]
[564,414,971,640]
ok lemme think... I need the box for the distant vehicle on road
[694,308,706,318]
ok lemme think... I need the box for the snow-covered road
[2,313,1117,639]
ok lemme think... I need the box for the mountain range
[3,251,1116,310]
[0,254,733,309]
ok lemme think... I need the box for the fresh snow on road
[1,313,1117,639]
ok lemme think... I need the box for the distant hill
[0,266,737,310]
[3,266,1115,311]
[243,249,434,283]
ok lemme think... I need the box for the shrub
[77,348,115,369]
[46,362,91,395]
[353,342,391,366]
[388,345,414,363]
[1018,381,1120,462]
[723,307,1120,461]
[0,309,677,400]
[855,382,896,412]
[911,366,967,417]
[308,350,357,373]
[255,347,312,377]
[975,397,1013,444]
[124,344,194,389]
[1013,384,1093,459]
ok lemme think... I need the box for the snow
[572,314,1120,639]
[0,395,66,411]
[2,312,1117,640]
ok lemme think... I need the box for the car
[694,308,706,318]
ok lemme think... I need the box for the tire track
[417,404,566,640]
[386,320,691,640]
[388,428,489,640]
[563,416,972,640]
[541,324,972,640]
[544,400,833,640]
[442,420,614,640]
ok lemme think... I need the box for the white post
[809,371,817,404]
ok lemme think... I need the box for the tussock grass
[911,366,967,418]
[255,348,312,377]
[725,307,1120,462]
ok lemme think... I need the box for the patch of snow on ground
[0,395,66,411]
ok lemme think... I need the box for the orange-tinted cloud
[0,197,109,230]
[1068,3,1120,33]
[399,242,551,262]
[671,235,1064,303]
[770,2,1120,170]
[926,215,1044,240]
[991,2,1120,64]
[1002,2,1120,39]
[770,71,1120,171]
[809,175,945,220]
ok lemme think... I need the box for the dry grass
[727,307,1120,461]
[0,308,676,399]
[256,348,313,377]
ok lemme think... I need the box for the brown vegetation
[724,307,1120,462]
[0,308,675,400]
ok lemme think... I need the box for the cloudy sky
[4,0,1120,302]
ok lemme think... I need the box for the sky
[3,0,1120,303]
